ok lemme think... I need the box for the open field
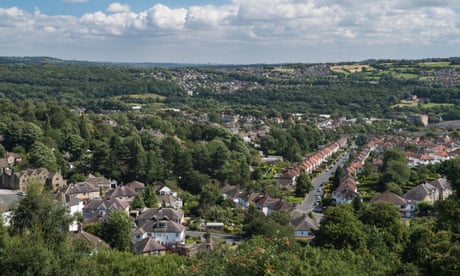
[113,93,166,100]
[391,102,454,108]
[330,64,375,73]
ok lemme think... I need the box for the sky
[0,0,459,64]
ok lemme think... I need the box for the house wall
[294,230,314,239]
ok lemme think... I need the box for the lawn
[113,93,167,100]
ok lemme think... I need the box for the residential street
[296,151,350,216]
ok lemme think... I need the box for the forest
[1,58,460,275]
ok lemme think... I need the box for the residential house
[135,207,185,227]
[1,168,66,191]
[429,178,452,200]
[332,175,358,205]
[290,213,319,239]
[85,174,115,193]
[125,181,145,193]
[71,227,110,252]
[105,185,137,202]
[159,194,183,209]
[372,192,415,218]
[131,237,166,256]
[82,197,129,223]
[404,183,439,204]
[133,220,185,245]
[60,182,100,203]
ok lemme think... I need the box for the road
[296,151,350,215]
[0,189,19,208]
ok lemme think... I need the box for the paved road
[0,189,19,207]
[296,151,350,214]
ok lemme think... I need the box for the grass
[391,102,454,109]
[284,196,305,204]
[418,62,451,67]
[113,93,166,100]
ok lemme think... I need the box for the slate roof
[136,208,184,223]
[125,181,145,192]
[404,183,437,201]
[372,192,407,205]
[105,186,137,198]
[135,220,185,235]
[83,197,129,211]
[132,237,166,255]
[71,230,109,248]
[61,182,99,195]
[291,214,319,231]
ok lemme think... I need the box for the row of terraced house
[275,137,348,189]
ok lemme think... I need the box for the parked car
[17,191,26,196]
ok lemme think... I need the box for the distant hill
[0,56,212,68]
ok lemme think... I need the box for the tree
[131,194,145,209]
[295,171,313,197]
[143,184,158,208]
[10,183,70,249]
[101,210,132,251]
[28,141,58,171]
[358,202,408,253]
[313,205,366,251]
[439,157,460,196]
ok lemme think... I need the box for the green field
[391,102,454,108]
[114,93,166,100]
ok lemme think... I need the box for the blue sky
[1,1,460,64]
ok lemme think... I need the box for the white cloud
[107,3,131,13]
[0,1,460,63]
[147,4,187,30]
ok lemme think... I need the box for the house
[135,207,184,226]
[290,213,318,239]
[5,152,22,166]
[60,182,100,203]
[133,220,185,245]
[105,185,137,202]
[372,192,415,218]
[332,175,358,205]
[404,183,439,204]
[131,237,166,256]
[85,174,115,193]
[71,228,109,251]
[125,181,145,193]
[153,184,178,198]
[0,168,66,191]
[158,194,183,209]
[82,197,129,221]
[428,178,452,200]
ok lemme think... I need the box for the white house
[133,220,185,245]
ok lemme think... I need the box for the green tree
[143,184,158,208]
[313,205,366,251]
[10,183,70,249]
[131,194,145,209]
[358,202,408,253]
[295,171,313,197]
[28,141,58,171]
[101,210,132,251]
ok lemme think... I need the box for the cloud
[0,1,460,63]
[107,3,131,13]
[146,4,187,30]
